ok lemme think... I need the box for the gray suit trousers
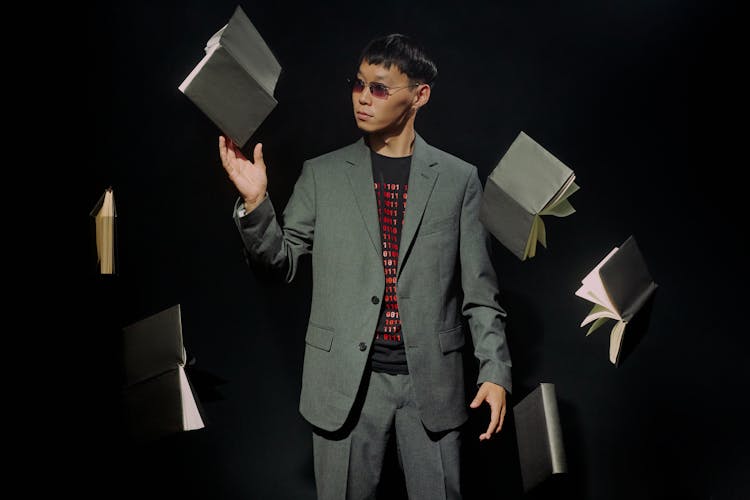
[312,369,462,500]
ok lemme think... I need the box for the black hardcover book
[575,235,658,365]
[122,304,205,442]
[178,6,281,147]
[514,383,568,493]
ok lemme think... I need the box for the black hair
[357,34,438,86]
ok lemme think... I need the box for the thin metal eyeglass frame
[348,77,421,99]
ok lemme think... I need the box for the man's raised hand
[219,136,268,212]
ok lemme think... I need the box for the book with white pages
[122,304,205,441]
[178,5,281,147]
[575,235,658,365]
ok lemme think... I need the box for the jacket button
[371,296,380,304]
[359,342,367,351]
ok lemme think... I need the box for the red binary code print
[374,181,408,344]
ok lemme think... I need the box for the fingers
[219,135,240,176]
[469,385,486,409]
[219,136,265,193]
[481,402,500,441]
[495,404,507,434]
[226,137,238,164]
[219,136,228,171]
[473,385,507,441]
[253,143,265,169]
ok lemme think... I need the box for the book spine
[621,281,658,322]
[541,383,568,474]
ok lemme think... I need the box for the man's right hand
[219,136,268,213]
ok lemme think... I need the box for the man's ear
[413,84,431,109]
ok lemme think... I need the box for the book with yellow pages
[479,131,579,260]
[90,187,116,274]
[575,235,658,365]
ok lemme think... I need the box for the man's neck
[368,125,416,158]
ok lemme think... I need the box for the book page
[524,215,549,259]
[580,304,620,331]
[577,288,611,310]
[585,316,610,336]
[540,179,579,217]
[609,320,627,364]
[537,216,547,249]
[179,366,205,431]
[540,177,578,217]
[575,247,619,311]
[205,24,227,51]
[541,198,575,217]
[179,25,227,92]
[524,216,540,259]
[95,189,115,274]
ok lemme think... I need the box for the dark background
[80,0,746,498]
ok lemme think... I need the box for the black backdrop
[82,1,747,498]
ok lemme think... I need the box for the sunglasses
[347,77,421,100]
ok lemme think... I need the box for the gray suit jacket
[235,133,512,433]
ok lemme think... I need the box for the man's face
[352,62,419,134]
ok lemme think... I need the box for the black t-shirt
[370,149,411,374]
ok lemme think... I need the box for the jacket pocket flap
[305,324,334,352]
[420,213,457,235]
[438,325,465,353]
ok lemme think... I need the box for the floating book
[575,235,658,365]
[122,304,205,442]
[90,187,116,274]
[514,383,567,493]
[178,5,281,147]
[480,131,579,260]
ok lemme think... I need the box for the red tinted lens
[351,78,365,93]
[370,83,390,99]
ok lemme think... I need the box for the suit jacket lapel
[398,134,439,278]
[343,134,440,275]
[345,138,381,258]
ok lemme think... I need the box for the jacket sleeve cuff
[234,194,272,228]
[477,364,513,394]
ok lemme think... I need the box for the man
[219,33,512,499]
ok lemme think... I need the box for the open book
[480,131,579,260]
[122,304,205,442]
[575,235,658,365]
[90,187,116,274]
[514,383,568,493]
[178,5,281,147]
